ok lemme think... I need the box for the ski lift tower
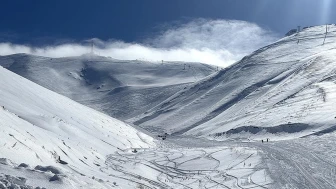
[90,40,94,54]
[297,26,301,33]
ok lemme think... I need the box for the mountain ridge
[132,25,336,139]
[0,54,216,121]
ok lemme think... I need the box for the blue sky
[0,0,334,66]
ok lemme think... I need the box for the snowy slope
[133,25,336,139]
[0,54,216,120]
[0,66,154,188]
[0,66,271,189]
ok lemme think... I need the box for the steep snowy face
[0,55,216,120]
[133,25,336,139]
[0,66,154,176]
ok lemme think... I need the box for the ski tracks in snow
[104,146,269,189]
[246,140,336,189]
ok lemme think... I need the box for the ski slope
[132,25,336,139]
[241,132,336,189]
[0,66,154,188]
[104,143,270,189]
[0,65,270,189]
[3,25,336,188]
[0,54,216,120]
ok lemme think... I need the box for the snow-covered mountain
[2,25,336,141]
[132,25,336,139]
[0,65,154,188]
[0,65,272,189]
[0,54,216,120]
[3,24,336,189]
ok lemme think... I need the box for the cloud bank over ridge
[0,19,278,67]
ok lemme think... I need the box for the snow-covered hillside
[0,66,154,188]
[132,25,336,139]
[3,24,336,189]
[0,66,272,189]
[0,54,216,120]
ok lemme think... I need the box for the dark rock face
[285,29,297,36]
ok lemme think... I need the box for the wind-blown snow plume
[0,19,278,67]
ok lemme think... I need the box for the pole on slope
[297,26,301,44]
[91,40,94,54]
[323,24,328,45]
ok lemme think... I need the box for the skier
[261,139,264,143]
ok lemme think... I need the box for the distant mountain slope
[0,54,216,120]
[0,66,153,187]
[132,25,336,138]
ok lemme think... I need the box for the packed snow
[104,143,270,188]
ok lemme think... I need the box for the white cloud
[0,19,278,67]
[0,43,31,55]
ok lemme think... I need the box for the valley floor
[2,134,336,188]
[101,133,336,189]
[103,142,270,189]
